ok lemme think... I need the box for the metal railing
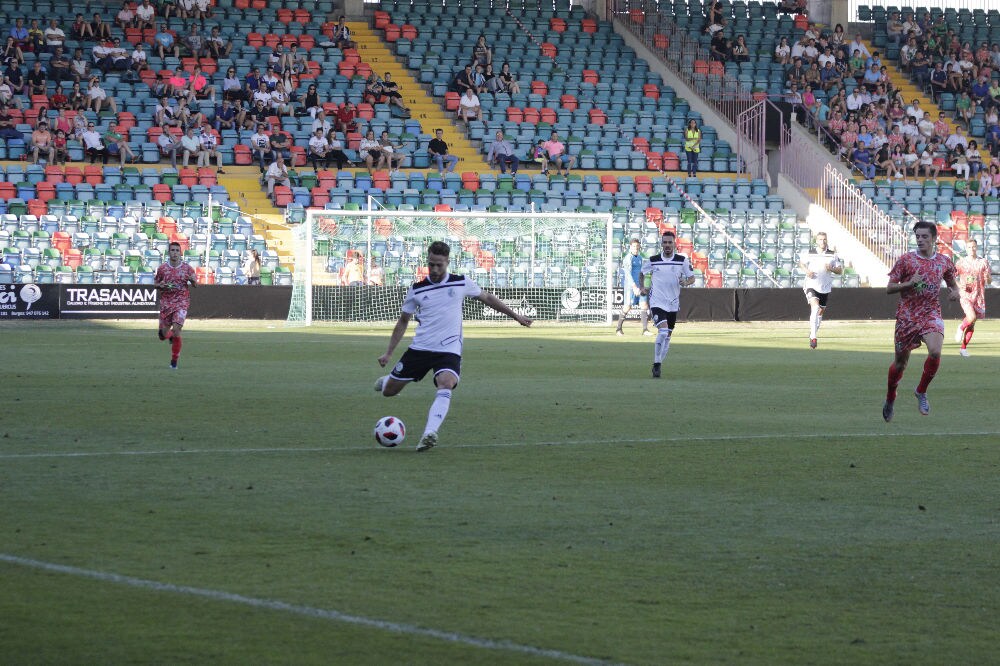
[818,164,910,266]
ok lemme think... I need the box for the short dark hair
[912,220,937,237]
[428,240,451,258]
[168,241,182,250]
[661,230,676,240]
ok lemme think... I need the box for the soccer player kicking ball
[375,241,533,452]
[799,231,843,349]
[954,239,991,357]
[639,231,695,378]
[883,221,960,421]
[154,241,197,370]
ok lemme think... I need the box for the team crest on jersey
[448,288,455,297]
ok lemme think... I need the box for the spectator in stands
[946,125,969,154]
[709,32,728,63]
[951,144,970,178]
[543,130,575,177]
[30,120,53,164]
[428,128,458,175]
[265,153,290,196]
[358,128,385,173]
[246,98,269,130]
[967,140,983,178]
[183,24,204,59]
[380,130,408,172]
[157,125,182,167]
[177,0,195,19]
[704,16,726,37]
[785,57,807,88]
[886,12,905,45]
[903,140,919,174]
[472,35,492,69]
[452,63,475,94]
[154,24,179,60]
[804,63,821,90]
[222,67,243,102]
[311,109,332,135]
[905,98,925,122]
[487,130,519,175]
[242,249,261,285]
[862,62,881,92]
[49,84,68,110]
[985,107,1000,154]
[498,62,520,95]
[918,142,938,178]
[2,37,23,66]
[457,87,482,126]
[901,14,922,41]
[847,34,870,60]
[96,38,130,74]
[90,13,111,42]
[3,59,24,94]
[87,75,118,115]
[819,60,842,92]
[308,127,332,169]
[881,144,906,178]
[848,49,867,85]
[341,252,364,286]
[116,1,136,30]
[269,80,293,116]
[136,0,156,30]
[979,164,997,198]
[332,16,355,49]
[155,96,177,127]
[70,47,90,82]
[773,37,791,66]
[269,128,292,163]
[69,14,92,42]
[910,49,931,90]
[81,121,107,163]
[167,67,189,99]
[198,123,223,172]
[67,81,86,111]
[9,17,29,51]
[380,72,410,115]
[206,26,232,60]
[52,128,67,164]
[26,19,44,53]
[851,142,875,179]
[300,83,322,118]
[180,125,201,166]
[195,0,214,21]
[44,19,65,53]
[325,130,349,170]
[471,63,488,93]
[104,120,135,166]
[955,90,974,129]
[483,63,501,95]
[26,60,46,96]
[362,71,382,105]
[248,123,272,171]
[214,99,237,133]
[914,111,934,140]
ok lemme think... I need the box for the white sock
[654,328,671,363]
[809,304,819,338]
[423,389,451,437]
[815,310,824,335]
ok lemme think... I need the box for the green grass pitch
[1,319,998,665]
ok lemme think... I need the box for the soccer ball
[374,416,406,447]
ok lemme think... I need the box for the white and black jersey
[801,248,839,294]
[641,252,694,312]
[401,273,482,356]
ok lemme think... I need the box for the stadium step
[351,23,485,170]
[863,39,989,165]
[218,169,293,266]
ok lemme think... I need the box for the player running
[616,238,651,336]
[799,231,843,349]
[954,239,991,357]
[639,230,695,378]
[375,241,533,452]
[154,241,197,370]
[883,221,960,421]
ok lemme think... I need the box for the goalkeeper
[616,238,650,336]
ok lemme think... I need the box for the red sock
[887,363,904,401]
[963,325,974,348]
[171,336,182,361]
[916,356,940,393]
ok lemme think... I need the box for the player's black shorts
[804,288,830,307]
[650,308,677,330]
[389,348,462,386]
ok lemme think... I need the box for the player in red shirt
[953,239,992,357]
[154,241,197,369]
[883,221,960,421]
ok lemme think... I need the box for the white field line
[0,554,620,666]
[2,430,999,460]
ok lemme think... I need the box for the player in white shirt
[375,241,533,451]
[798,232,843,349]
[639,231,695,378]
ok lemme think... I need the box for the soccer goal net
[287,209,615,324]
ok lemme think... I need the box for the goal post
[288,209,616,325]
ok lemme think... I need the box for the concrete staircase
[350,22,484,171]
[870,40,989,165]
[218,168,294,267]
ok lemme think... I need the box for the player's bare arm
[378,312,412,367]
[478,291,533,327]
[886,278,919,294]
[681,276,696,287]
[944,274,960,301]
[638,272,648,295]
[829,259,844,275]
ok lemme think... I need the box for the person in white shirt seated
[457,88,482,126]
[265,153,290,195]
